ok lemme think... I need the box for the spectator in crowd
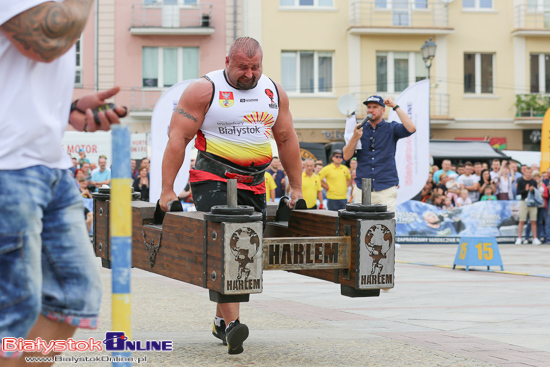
[89,162,97,172]
[77,148,90,168]
[443,196,454,209]
[90,155,111,190]
[266,156,285,199]
[133,166,150,202]
[431,165,439,174]
[348,169,357,203]
[141,157,150,171]
[264,171,277,203]
[314,160,323,175]
[480,186,497,201]
[433,160,456,184]
[533,171,548,243]
[343,95,415,212]
[426,192,445,209]
[302,158,323,209]
[435,173,449,196]
[482,162,489,171]
[543,167,550,186]
[349,157,357,172]
[70,157,78,175]
[319,150,351,211]
[81,161,92,181]
[489,159,501,181]
[456,163,465,176]
[478,169,496,197]
[509,160,523,198]
[131,159,138,180]
[495,162,514,200]
[450,163,457,173]
[457,162,479,202]
[515,167,541,245]
[78,176,92,199]
[456,189,472,207]
[472,162,483,181]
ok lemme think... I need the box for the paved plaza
[66,244,550,367]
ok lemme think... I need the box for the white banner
[150,80,197,203]
[387,79,430,205]
[344,112,361,149]
[131,133,148,160]
[62,131,112,165]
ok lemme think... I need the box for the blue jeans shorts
[0,166,102,357]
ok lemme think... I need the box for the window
[144,0,198,4]
[280,0,333,7]
[75,37,82,87]
[142,47,199,88]
[464,53,494,94]
[375,0,427,9]
[281,51,333,93]
[530,54,550,93]
[376,52,426,93]
[463,0,493,9]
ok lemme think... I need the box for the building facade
[73,0,550,152]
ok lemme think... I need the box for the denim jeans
[0,166,102,357]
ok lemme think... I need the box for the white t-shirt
[457,174,480,202]
[0,0,74,170]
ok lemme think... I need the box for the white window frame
[464,52,494,95]
[142,46,199,89]
[279,0,334,8]
[375,0,428,10]
[282,51,334,95]
[527,0,550,12]
[144,0,198,6]
[75,36,83,87]
[462,0,493,10]
[531,53,549,93]
[376,51,425,93]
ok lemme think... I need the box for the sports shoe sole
[226,324,249,355]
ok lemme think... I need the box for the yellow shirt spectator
[302,165,323,208]
[265,172,277,202]
[319,163,351,200]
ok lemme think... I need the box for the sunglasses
[370,136,375,151]
[333,155,342,158]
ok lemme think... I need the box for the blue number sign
[453,237,503,271]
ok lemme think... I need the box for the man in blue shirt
[90,155,111,191]
[343,95,416,212]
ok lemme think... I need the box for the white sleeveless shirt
[195,69,279,168]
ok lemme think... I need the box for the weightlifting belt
[194,150,268,186]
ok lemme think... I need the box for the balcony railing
[131,87,165,112]
[352,92,449,118]
[131,2,213,30]
[514,4,550,31]
[515,94,550,117]
[349,0,449,30]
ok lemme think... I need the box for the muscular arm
[1,0,93,62]
[160,79,211,211]
[271,82,303,206]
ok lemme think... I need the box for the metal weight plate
[345,203,387,212]
[338,210,394,220]
[210,205,255,216]
[204,212,263,223]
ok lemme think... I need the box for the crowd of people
[414,158,550,244]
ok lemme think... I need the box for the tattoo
[174,108,198,122]
[1,0,93,62]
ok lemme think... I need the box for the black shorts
[190,181,267,224]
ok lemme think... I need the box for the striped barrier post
[109,125,132,366]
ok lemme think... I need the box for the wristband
[393,105,400,111]
[70,99,86,114]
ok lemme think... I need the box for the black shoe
[212,319,227,345]
[225,319,249,355]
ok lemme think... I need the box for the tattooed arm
[0,0,93,62]
[159,78,212,211]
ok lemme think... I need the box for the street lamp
[421,38,437,136]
